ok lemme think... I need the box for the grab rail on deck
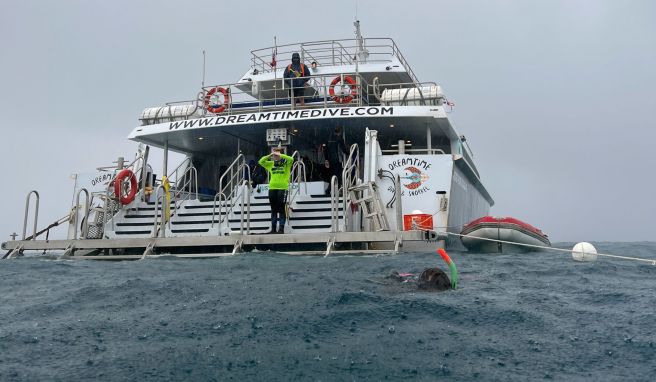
[212,154,252,234]
[381,148,447,155]
[152,184,167,238]
[341,143,360,231]
[330,176,340,233]
[22,190,39,240]
[287,151,307,210]
[212,180,251,235]
[167,157,198,218]
[74,188,90,240]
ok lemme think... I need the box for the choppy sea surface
[1,242,655,381]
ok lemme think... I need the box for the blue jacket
[284,53,310,90]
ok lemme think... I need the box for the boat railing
[286,151,307,211]
[329,175,340,232]
[141,73,441,126]
[73,188,90,240]
[152,184,167,237]
[16,189,83,244]
[21,190,40,240]
[370,80,443,106]
[166,157,198,218]
[212,154,251,234]
[249,38,419,83]
[341,143,360,231]
[381,148,446,155]
[199,71,372,114]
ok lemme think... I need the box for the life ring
[114,169,138,205]
[329,75,357,104]
[204,86,230,114]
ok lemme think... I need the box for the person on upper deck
[258,148,294,234]
[284,52,311,107]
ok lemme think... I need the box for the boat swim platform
[2,230,442,260]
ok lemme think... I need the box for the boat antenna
[202,50,206,88]
[354,19,368,63]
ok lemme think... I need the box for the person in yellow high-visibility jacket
[258,148,294,234]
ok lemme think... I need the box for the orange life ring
[204,86,230,114]
[114,169,138,205]
[329,75,357,104]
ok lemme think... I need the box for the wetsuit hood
[291,52,300,64]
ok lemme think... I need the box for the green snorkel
[437,248,458,289]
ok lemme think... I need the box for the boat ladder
[348,181,389,231]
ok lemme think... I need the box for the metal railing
[141,75,445,127]
[22,190,39,240]
[149,157,199,238]
[330,175,340,233]
[287,151,307,211]
[101,153,146,232]
[341,143,360,231]
[74,188,90,240]
[212,154,252,234]
[249,38,419,83]
[371,81,443,106]
[141,71,379,126]
[152,184,167,238]
[167,157,199,216]
[199,71,369,114]
[381,148,447,155]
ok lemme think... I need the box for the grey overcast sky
[1,0,654,242]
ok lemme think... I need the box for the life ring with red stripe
[204,86,230,114]
[114,169,138,205]
[329,75,357,104]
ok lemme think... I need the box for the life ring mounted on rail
[204,86,230,114]
[329,75,357,104]
[114,169,138,205]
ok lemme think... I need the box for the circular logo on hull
[402,166,430,190]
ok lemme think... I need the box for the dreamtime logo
[386,157,433,196]
[402,166,430,190]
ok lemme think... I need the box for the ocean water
[1,242,655,381]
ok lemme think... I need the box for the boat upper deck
[127,33,477,176]
[244,37,419,83]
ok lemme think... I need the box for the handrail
[394,174,403,231]
[167,157,198,218]
[330,176,340,232]
[144,70,420,126]
[152,184,167,238]
[341,143,360,231]
[212,154,252,234]
[249,38,403,73]
[381,148,446,155]
[286,151,306,210]
[22,190,39,240]
[212,179,251,234]
[74,188,90,240]
[139,146,150,202]
[369,81,442,106]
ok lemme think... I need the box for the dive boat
[2,22,495,259]
[460,216,551,253]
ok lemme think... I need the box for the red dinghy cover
[462,216,548,239]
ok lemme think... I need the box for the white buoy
[572,242,598,262]
[411,209,423,215]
